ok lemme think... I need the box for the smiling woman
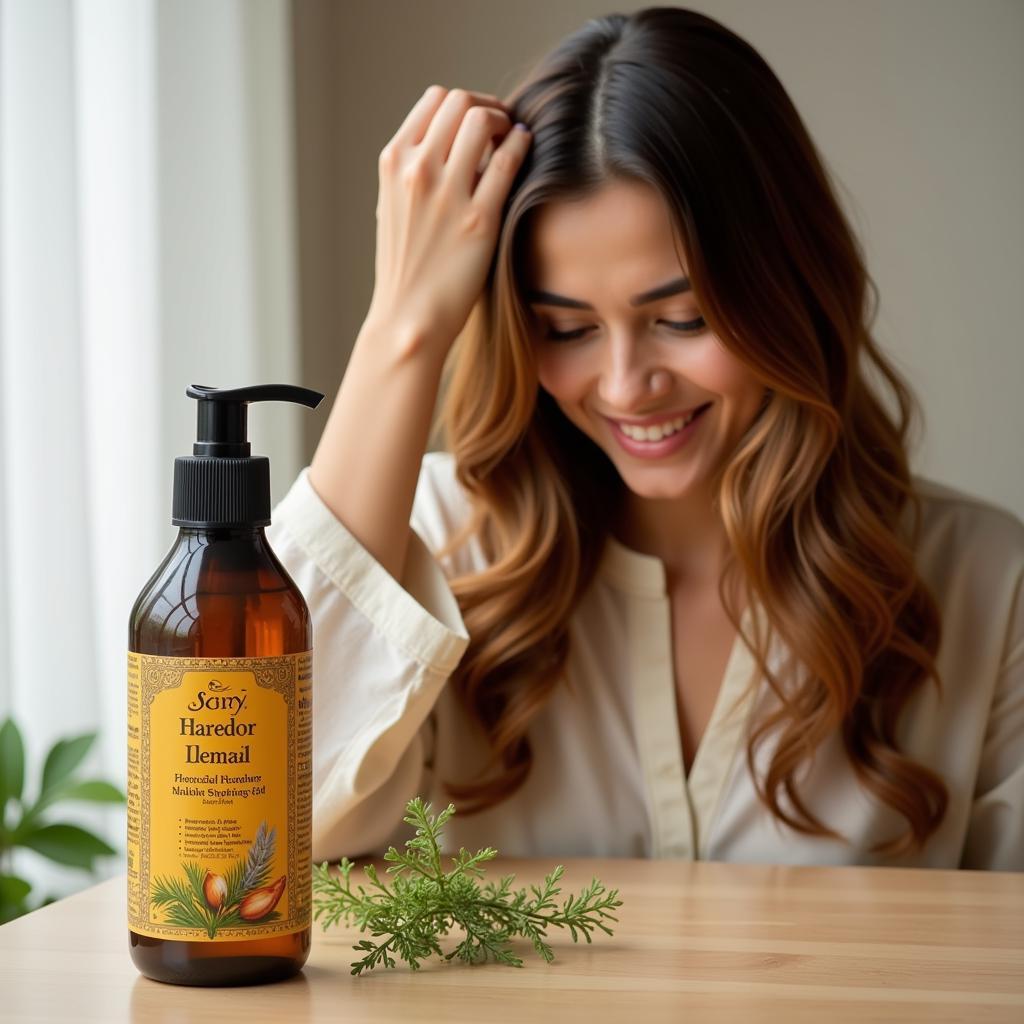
[281,6,1023,871]
[522,179,768,565]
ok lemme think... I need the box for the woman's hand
[365,85,532,359]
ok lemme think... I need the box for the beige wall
[290,0,1024,517]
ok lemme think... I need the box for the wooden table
[1,857,1022,1022]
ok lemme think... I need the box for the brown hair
[432,6,947,857]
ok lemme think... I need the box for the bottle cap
[172,383,325,528]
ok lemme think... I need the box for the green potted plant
[0,716,125,924]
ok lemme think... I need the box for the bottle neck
[161,523,284,599]
[176,525,267,543]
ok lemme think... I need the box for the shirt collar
[596,535,768,641]
[597,533,668,597]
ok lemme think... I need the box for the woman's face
[524,178,767,502]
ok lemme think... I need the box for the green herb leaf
[312,797,623,974]
[15,822,117,870]
[0,718,26,807]
[151,873,210,932]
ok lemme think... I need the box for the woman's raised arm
[308,85,531,582]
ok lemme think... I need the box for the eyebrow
[525,276,691,310]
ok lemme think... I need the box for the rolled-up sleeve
[265,465,470,862]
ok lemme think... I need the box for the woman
[267,7,1023,869]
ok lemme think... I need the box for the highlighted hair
[432,6,946,857]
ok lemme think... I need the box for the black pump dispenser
[172,383,325,528]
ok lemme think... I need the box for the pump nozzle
[173,383,326,528]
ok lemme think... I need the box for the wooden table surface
[1,857,1022,1023]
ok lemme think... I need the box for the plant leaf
[0,718,26,806]
[0,873,31,905]
[40,733,97,800]
[16,822,116,869]
[49,780,125,804]
[0,873,33,925]
[0,868,30,901]
[152,873,199,910]
[183,861,208,905]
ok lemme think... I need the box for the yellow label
[127,650,312,942]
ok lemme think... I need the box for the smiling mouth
[609,403,711,441]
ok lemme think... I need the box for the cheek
[536,348,588,402]
[536,349,598,439]
[711,362,766,428]
[692,342,759,401]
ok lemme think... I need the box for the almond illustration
[202,870,228,911]
[238,875,287,921]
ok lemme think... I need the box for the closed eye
[664,315,707,334]
[545,316,707,342]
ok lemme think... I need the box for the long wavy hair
[431,6,947,857]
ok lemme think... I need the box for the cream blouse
[266,452,1024,871]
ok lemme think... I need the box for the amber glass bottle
[127,384,323,986]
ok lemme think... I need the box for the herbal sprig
[312,797,623,974]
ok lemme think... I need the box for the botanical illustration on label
[127,651,312,942]
[150,819,286,938]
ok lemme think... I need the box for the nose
[596,332,670,412]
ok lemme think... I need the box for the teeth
[619,407,701,442]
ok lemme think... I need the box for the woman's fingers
[472,121,532,212]
[389,84,449,149]
[367,83,529,352]
[388,84,501,150]
[445,105,513,193]
[418,87,509,164]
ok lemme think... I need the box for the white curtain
[0,0,301,900]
